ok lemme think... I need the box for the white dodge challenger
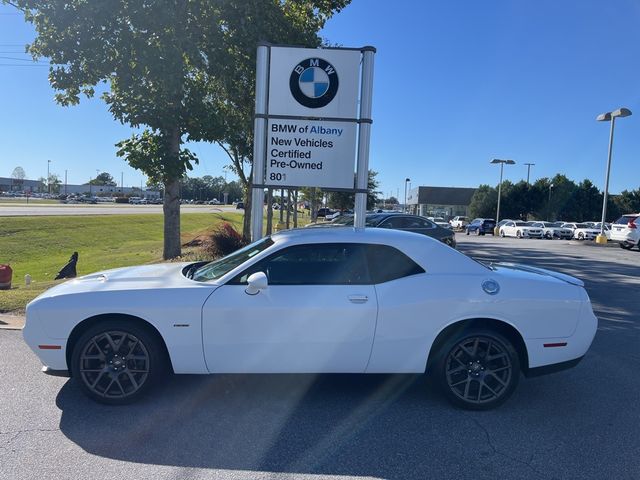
[23,228,597,410]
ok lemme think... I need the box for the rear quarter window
[365,245,425,284]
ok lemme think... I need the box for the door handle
[348,295,368,304]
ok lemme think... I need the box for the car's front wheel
[71,320,167,405]
[436,329,520,410]
[499,229,505,238]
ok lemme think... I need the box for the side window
[405,217,433,229]
[231,243,370,285]
[379,217,405,229]
[365,245,425,284]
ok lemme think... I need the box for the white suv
[610,214,640,250]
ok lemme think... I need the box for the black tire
[578,232,585,240]
[516,230,522,238]
[545,232,552,240]
[619,242,632,250]
[71,320,167,405]
[435,328,520,410]
[466,229,470,235]
[499,229,505,238]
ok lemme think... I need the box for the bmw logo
[289,58,339,109]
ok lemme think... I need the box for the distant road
[0,203,239,216]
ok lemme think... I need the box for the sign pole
[251,44,269,241]
[354,47,376,229]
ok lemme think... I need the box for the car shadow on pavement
[55,365,600,478]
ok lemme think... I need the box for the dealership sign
[250,43,375,240]
[267,119,356,189]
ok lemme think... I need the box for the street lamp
[595,107,632,244]
[547,183,554,221]
[524,163,535,185]
[490,159,515,234]
[404,177,411,213]
[47,159,51,194]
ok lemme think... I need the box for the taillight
[629,218,637,229]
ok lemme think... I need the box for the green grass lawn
[0,212,243,313]
[0,198,61,204]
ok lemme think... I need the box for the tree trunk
[163,177,181,259]
[163,127,182,259]
[293,190,298,228]
[242,167,253,241]
[266,188,273,235]
[286,190,291,229]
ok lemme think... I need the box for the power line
[0,55,45,62]
[0,63,48,67]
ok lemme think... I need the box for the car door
[201,243,378,373]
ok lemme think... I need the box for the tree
[468,185,497,219]
[14,0,350,255]
[11,166,26,190]
[327,170,381,211]
[89,172,117,186]
[11,166,26,180]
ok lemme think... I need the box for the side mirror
[245,271,268,295]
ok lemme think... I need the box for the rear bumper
[525,356,583,377]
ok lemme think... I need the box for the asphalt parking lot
[1,234,639,480]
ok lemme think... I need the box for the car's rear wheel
[578,232,585,240]
[436,329,520,410]
[619,242,632,250]
[466,229,470,235]
[516,230,522,238]
[71,320,167,405]
[500,229,505,238]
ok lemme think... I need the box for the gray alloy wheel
[71,320,166,404]
[578,232,585,240]
[516,230,522,238]
[436,329,520,410]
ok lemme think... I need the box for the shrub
[202,222,247,259]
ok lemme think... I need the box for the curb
[0,314,25,331]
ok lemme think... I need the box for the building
[407,186,477,219]
[0,177,159,198]
[0,176,44,192]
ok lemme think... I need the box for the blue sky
[1,1,639,196]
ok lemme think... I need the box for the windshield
[515,221,527,226]
[191,237,274,282]
[575,223,590,228]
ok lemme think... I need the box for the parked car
[23,227,597,409]
[562,223,600,241]
[235,202,245,210]
[313,213,456,248]
[316,207,334,218]
[499,221,543,239]
[530,222,573,240]
[449,216,469,230]
[609,214,640,250]
[428,217,453,230]
[466,218,496,236]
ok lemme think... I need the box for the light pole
[404,178,411,213]
[524,163,535,185]
[595,107,632,244]
[490,159,515,234]
[64,170,67,195]
[47,159,51,194]
[547,183,554,221]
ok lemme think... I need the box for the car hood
[31,263,197,301]
[492,262,584,287]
